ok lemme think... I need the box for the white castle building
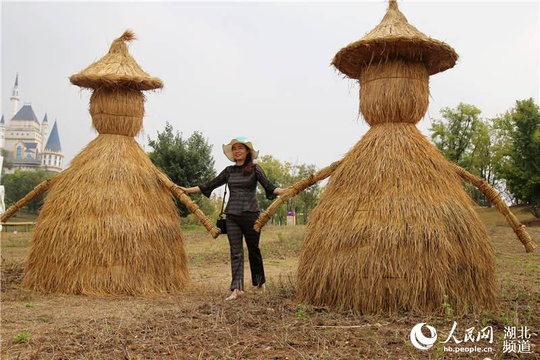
[1,74,64,174]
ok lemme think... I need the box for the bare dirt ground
[1,207,539,359]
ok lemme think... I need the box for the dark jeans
[226,212,265,291]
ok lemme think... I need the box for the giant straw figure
[2,30,219,295]
[256,1,535,314]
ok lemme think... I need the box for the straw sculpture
[17,30,218,295]
[262,0,536,315]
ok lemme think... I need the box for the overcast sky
[1,1,539,177]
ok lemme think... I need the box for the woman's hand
[179,186,200,194]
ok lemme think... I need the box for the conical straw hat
[70,30,163,90]
[332,0,458,79]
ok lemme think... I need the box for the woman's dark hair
[242,145,255,175]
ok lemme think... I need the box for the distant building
[1,73,64,174]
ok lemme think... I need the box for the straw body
[22,135,189,295]
[296,1,497,314]
[297,123,497,314]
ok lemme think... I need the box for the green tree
[430,103,496,205]
[1,170,56,213]
[1,149,13,175]
[292,164,322,224]
[256,155,289,225]
[493,99,540,217]
[430,103,482,165]
[147,123,216,216]
[462,120,500,206]
[256,156,323,225]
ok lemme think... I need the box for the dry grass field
[1,207,539,359]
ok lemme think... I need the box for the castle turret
[10,73,20,120]
[40,120,64,172]
[41,113,49,151]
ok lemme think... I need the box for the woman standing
[180,136,286,300]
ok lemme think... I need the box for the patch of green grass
[294,306,308,320]
[3,235,31,248]
[442,295,454,318]
[181,224,206,233]
[1,233,32,264]
[37,316,51,323]
[263,230,303,259]
[12,331,31,344]
[184,225,305,267]
[188,251,229,266]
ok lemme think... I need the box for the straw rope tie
[91,111,142,118]
[95,132,137,138]
[361,76,426,84]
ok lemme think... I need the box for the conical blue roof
[11,104,39,124]
[42,113,49,123]
[1,115,4,125]
[44,121,62,152]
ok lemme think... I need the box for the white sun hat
[223,136,259,162]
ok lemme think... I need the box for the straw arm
[254,160,342,232]
[156,172,220,239]
[1,178,54,222]
[452,163,537,253]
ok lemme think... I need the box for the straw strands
[359,60,429,125]
[90,88,145,137]
[296,123,497,314]
[22,135,189,295]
